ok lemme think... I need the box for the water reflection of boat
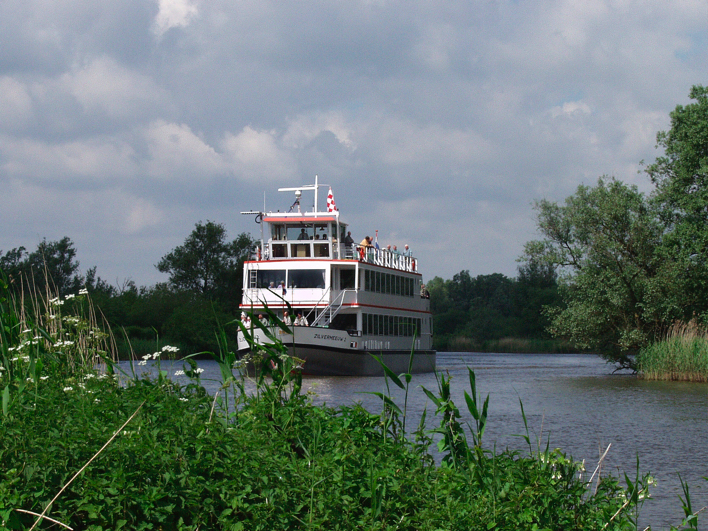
[237,175,435,376]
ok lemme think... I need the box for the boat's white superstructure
[237,176,435,376]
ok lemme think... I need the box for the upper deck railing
[352,245,418,273]
[254,241,418,273]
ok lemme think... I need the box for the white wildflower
[40,376,48,380]
[65,294,75,300]
[141,354,151,361]
[79,288,89,295]
[174,370,185,376]
[63,386,73,392]
[151,352,161,359]
[194,368,204,374]
[138,361,147,366]
[179,397,188,402]
[161,345,180,353]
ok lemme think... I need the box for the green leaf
[2,385,9,417]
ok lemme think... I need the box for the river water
[133,352,708,529]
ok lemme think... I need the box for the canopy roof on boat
[263,214,339,224]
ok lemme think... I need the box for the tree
[646,84,708,317]
[0,237,84,296]
[522,177,684,369]
[156,221,254,306]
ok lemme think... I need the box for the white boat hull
[237,327,435,376]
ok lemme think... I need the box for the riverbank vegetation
[1,285,662,530]
[426,264,568,353]
[637,321,708,382]
[521,85,708,376]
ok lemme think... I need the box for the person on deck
[294,312,309,326]
[360,236,373,247]
[283,311,292,326]
[344,231,355,246]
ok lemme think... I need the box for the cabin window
[290,243,311,257]
[271,243,287,258]
[330,314,357,331]
[271,224,287,241]
[314,242,330,257]
[288,226,313,240]
[340,268,355,289]
[289,269,326,289]
[256,269,287,289]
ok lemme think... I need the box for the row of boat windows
[362,269,416,297]
[362,313,422,337]
[251,268,417,295]
[252,269,325,289]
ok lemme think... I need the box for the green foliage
[523,86,708,371]
[428,266,562,352]
[523,177,684,369]
[0,237,85,297]
[156,221,254,307]
[637,321,708,381]
[0,291,662,530]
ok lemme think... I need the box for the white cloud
[153,0,199,37]
[60,57,171,120]
[0,135,138,184]
[143,120,223,179]
[221,126,297,184]
[0,77,34,131]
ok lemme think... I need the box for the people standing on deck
[283,311,292,326]
[294,312,309,326]
[297,228,308,240]
[359,236,373,247]
[241,312,252,328]
[420,284,430,299]
[344,231,354,246]
[404,244,411,256]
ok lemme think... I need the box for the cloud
[153,0,199,37]
[1,0,707,286]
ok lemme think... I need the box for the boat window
[315,242,330,257]
[314,224,328,240]
[271,243,287,258]
[256,269,287,289]
[271,224,287,241]
[288,225,313,240]
[330,313,357,331]
[290,243,311,257]
[289,269,326,289]
[340,268,355,289]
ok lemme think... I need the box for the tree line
[426,263,564,352]
[0,222,254,356]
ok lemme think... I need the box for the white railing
[310,289,355,327]
[353,245,418,273]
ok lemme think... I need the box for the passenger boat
[237,176,435,376]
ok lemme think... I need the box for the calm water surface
[135,352,708,529]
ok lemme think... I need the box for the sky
[1,0,707,288]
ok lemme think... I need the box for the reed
[638,320,708,381]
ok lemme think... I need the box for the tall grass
[638,320,708,381]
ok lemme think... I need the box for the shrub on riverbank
[638,320,708,382]
[0,285,655,530]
